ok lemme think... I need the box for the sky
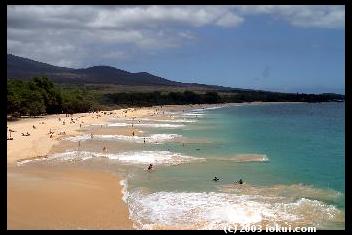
[7,5,345,94]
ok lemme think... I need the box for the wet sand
[7,166,133,230]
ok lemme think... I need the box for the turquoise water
[124,102,345,229]
[132,103,344,192]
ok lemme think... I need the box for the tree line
[103,90,221,106]
[7,77,97,117]
[7,77,344,117]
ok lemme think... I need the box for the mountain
[7,54,222,88]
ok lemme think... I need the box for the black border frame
[2,1,350,233]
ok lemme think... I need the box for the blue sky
[7,6,345,94]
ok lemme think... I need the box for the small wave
[107,123,130,127]
[209,154,269,163]
[182,113,205,116]
[135,123,185,128]
[219,183,344,204]
[134,118,196,123]
[127,190,344,230]
[120,179,129,203]
[190,106,224,112]
[17,158,44,166]
[65,133,182,143]
[17,150,205,166]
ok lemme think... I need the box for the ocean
[19,102,345,229]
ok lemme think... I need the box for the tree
[204,91,220,103]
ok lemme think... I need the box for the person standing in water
[234,179,244,184]
[147,163,153,171]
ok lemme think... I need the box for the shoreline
[7,103,220,230]
[7,103,226,165]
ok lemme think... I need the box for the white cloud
[235,5,345,28]
[216,12,244,27]
[7,5,344,67]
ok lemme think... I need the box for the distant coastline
[7,77,344,120]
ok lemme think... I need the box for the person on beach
[103,146,107,152]
[91,133,94,139]
[7,127,14,140]
[132,131,135,136]
[144,138,146,144]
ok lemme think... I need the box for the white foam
[17,158,42,166]
[108,121,185,128]
[18,150,204,166]
[105,151,204,165]
[107,123,130,127]
[190,106,225,112]
[65,133,182,143]
[127,191,343,230]
[133,118,196,123]
[49,151,95,161]
[135,123,185,128]
[182,113,205,116]
[120,179,129,203]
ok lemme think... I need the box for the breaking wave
[126,188,344,230]
[17,150,205,166]
[65,133,182,143]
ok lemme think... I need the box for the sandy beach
[7,106,156,229]
[7,104,214,230]
[7,166,132,229]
